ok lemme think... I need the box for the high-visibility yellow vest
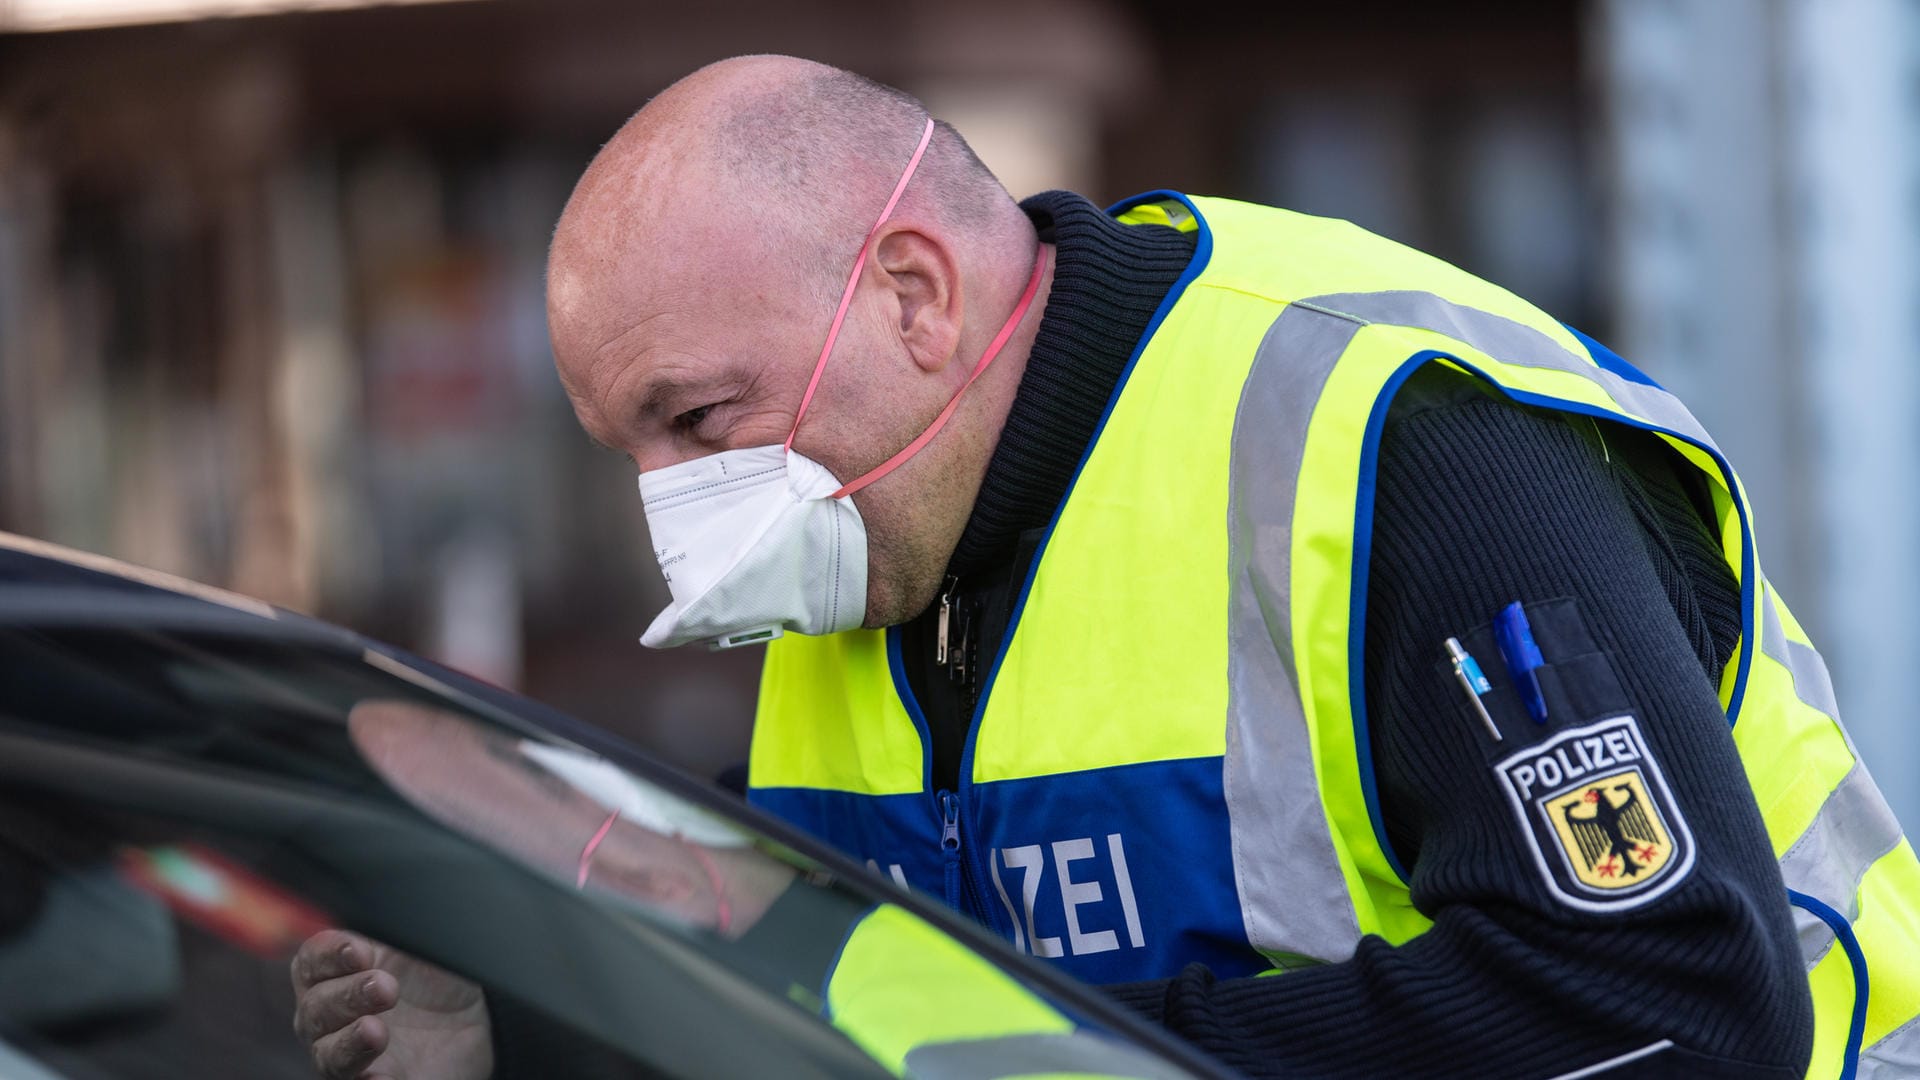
[753,193,1920,1077]
[822,903,1193,1079]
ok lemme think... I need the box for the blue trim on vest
[967,189,1214,738]
[970,756,1269,984]
[1563,323,1665,390]
[1350,353,1438,882]
[953,190,1215,942]
[1788,889,1868,1080]
[885,628,938,816]
[1351,350,1760,886]
[750,787,953,895]
[761,757,1265,985]
[870,191,1216,950]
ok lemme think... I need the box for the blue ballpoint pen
[1493,601,1549,724]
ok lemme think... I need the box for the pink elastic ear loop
[575,808,733,934]
[829,244,1047,499]
[577,808,620,888]
[785,116,935,454]
[781,115,1053,500]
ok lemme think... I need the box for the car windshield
[0,555,1216,1080]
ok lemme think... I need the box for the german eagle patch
[1493,715,1694,911]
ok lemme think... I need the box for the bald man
[296,55,1920,1079]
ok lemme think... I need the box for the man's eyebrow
[635,378,683,419]
[637,370,746,421]
[591,369,745,455]
[574,376,687,456]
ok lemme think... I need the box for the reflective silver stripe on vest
[1779,756,1904,966]
[899,1031,1194,1080]
[1760,583,1844,725]
[1223,303,1368,963]
[1862,1015,1920,1078]
[1296,291,1720,454]
[1277,290,1906,977]
[1756,584,1907,966]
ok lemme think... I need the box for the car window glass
[0,621,1207,1080]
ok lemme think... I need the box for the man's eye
[674,405,715,431]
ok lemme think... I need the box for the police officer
[295,55,1920,1078]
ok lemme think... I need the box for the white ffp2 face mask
[637,444,866,649]
[633,116,1047,650]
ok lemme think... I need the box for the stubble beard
[860,489,966,628]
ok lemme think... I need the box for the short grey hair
[712,69,1015,304]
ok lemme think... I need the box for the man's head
[548,56,1046,628]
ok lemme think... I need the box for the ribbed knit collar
[943,191,1198,580]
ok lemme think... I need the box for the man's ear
[871,224,961,374]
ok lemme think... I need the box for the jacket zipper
[889,578,1003,933]
[932,575,995,925]
[938,787,994,922]
[938,788,964,909]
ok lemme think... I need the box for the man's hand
[291,929,493,1080]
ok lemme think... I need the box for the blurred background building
[2,0,1916,825]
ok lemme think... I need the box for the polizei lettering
[989,832,1145,959]
[1504,726,1642,801]
[862,832,1148,959]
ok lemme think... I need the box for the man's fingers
[293,970,397,1043]
[292,929,372,993]
[309,1013,388,1080]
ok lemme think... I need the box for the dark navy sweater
[896,191,1814,1079]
